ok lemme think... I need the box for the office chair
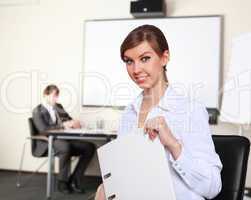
[211,135,250,200]
[16,118,49,187]
[16,118,79,189]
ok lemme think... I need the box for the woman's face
[123,41,168,90]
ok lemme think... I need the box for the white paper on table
[62,128,117,135]
[97,129,176,200]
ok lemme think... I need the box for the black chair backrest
[28,117,39,157]
[212,135,250,200]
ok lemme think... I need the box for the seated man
[32,84,95,194]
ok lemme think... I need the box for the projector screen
[82,16,222,109]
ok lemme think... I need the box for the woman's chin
[137,82,151,90]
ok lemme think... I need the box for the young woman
[95,25,222,200]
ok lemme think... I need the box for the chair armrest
[26,136,48,142]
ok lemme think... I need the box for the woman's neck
[143,79,168,107]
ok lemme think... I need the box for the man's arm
[55,103,72,122]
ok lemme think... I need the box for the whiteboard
[82,16,222,108]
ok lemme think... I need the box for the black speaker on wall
[130,0,166,18]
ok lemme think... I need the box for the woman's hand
[144,116,182,160]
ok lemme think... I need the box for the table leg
[46,135,54,199]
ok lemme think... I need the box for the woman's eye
[141,56,150,63]
[124,59,133,65]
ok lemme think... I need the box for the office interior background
[0,0,251,190]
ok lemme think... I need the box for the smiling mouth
[135,75,148,83]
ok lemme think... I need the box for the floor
[0,170,101,200]
[0,170,250,200]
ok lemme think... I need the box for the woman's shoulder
[162,85,207,115]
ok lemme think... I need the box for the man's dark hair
[43,84,59,96]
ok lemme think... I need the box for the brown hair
[43,84,59,96]
[120,24,169,81]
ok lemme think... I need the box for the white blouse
[117,85,222,200]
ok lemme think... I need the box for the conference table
[44,128,117,199]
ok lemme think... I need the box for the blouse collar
[130,85,174,114]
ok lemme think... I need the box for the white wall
[0,0,250,185]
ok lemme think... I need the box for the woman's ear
[161,50,169,66]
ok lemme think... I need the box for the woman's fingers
[145,129,158,141]
[150,130,158,140]
[144,117,168,141]
[148,131,153,140]
[144,119,159,140]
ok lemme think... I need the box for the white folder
[97,129,176,200]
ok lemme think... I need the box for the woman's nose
[133,62,143,74]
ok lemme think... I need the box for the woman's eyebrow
[138,51,152,58]
[124,51,152,60]
[123,56,132,60]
